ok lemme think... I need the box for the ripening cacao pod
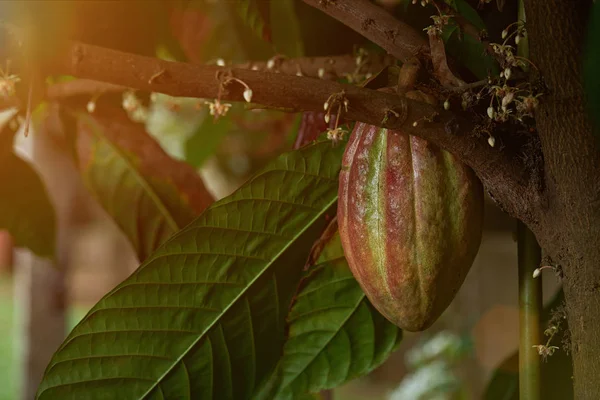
[338,122,484,332]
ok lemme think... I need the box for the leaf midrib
[279,283,367,393]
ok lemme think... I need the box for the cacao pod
[338,122,484,332]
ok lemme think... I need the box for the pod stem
[518,220,542,400]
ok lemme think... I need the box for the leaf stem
[518,220,542,400]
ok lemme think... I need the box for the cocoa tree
[1,0,599,398]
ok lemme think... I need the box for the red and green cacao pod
[338,122,484,332]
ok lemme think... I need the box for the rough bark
[523,0,600,398]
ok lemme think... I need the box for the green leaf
[272,231,402,399]
[443,23,499,80]
[270,0,304,57]
[37,137,346,400]
[484,288,573,400]
[584,3,600,140]
[441,1,499,80]
[73,106,213,261]
[446,0,486,30]
[236,0,272,43]
[0,150,56,258]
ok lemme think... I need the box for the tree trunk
[13,108,80,399]
[13,251,66,400]
[523,1,600,398]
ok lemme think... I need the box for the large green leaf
[37,137,346,399]
[0,148,56,258]
[72,106,213,261]
[268,231,402,399]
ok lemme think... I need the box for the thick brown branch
[46,54,395,100]
[48,40,537,223]
[302,0,429,63]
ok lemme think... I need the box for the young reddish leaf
[236,0,272,43]
[73,105,214,261]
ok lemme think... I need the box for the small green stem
[518,220,542,400]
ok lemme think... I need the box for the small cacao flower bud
[318,68,325,78]
[515,34,521,45]
[487,106,495,119]
[87,101,96,113]
[502,92,515,109]
[444,99,450,110]
[533,268,541,278]
[243,88,253,103]
[504,68,512,80]
[216,58,226,67]
[324,113,330,124]
[488,136,496,147]
[502,29,508,39]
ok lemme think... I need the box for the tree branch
[46,53,395,100]
[302,0,429,63]
[45,40,539,224]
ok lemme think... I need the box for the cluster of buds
[323,90,350,145]
[515,94,541,119]
[205,99,232,119]
[530,272,567,360]
[344,48,374,84]
[0,63,20,99]
[501,21,527,46]
[532,344,560,360]
[425,14,454,36]
[326,127,348,145]
[122,90,148,122]
[206,70,254,120]
[412,0,431,7]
